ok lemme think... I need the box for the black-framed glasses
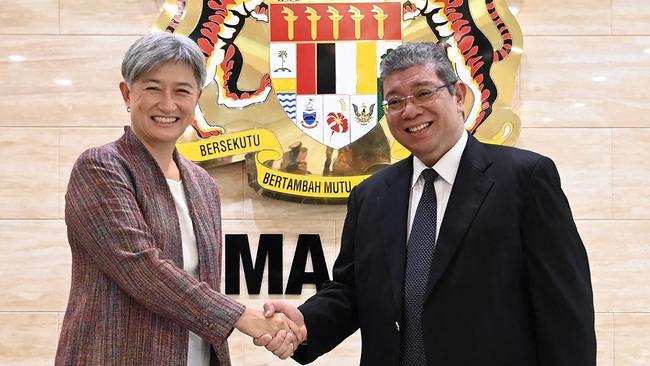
[382,81,457,113]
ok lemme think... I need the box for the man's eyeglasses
[382,81,457,114]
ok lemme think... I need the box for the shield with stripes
[269,1,402,149]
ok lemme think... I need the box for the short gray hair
[121,32,206,88]
[380,42,458,93]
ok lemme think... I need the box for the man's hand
[235,306,300,359]
[253,300,308,359]
[255,328,296,359]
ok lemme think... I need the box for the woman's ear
[119,81,131,106]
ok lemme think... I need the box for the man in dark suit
[258,41,596,365]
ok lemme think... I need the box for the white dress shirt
[167,179,210,366]
[407,131,468,242]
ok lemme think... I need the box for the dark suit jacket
[56,128,244,365]
[294,134,596,366]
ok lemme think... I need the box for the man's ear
[453,81,467,112]
[119,81,131,106]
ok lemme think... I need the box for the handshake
[234,300,307,360]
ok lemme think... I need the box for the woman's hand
[234,307,299,359]
[252,301,308,360]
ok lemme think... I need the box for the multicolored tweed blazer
[55,127,244,365]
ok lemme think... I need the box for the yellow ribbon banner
[177,128,279,161]
[177,129,370,199]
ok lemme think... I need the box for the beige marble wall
[1,1,648,365]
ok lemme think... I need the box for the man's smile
[406,122,432,133]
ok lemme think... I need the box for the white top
[166,179,210,366]
[407,131,468,242]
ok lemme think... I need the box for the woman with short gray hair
[55,32,300,366]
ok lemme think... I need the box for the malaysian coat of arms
[154,0,523,203]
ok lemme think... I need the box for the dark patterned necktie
[401,168,438,366]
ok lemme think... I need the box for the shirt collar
[411,131,468,188]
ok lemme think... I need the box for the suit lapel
[176,155,220,290]
[120,128,184,265]
[378,157,413,317]
[425,135,494,298]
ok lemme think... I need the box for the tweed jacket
[55,128,244,366]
